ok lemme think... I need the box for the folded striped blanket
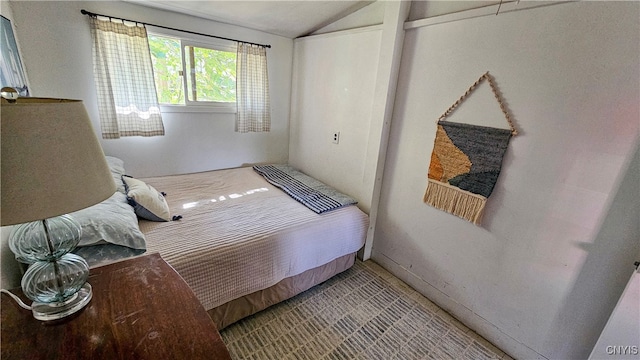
[253,164,357,214]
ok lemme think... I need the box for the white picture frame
[1,15,29,96]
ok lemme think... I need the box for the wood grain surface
[1,253,231,359]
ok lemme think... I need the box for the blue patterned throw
[253,164,358,214]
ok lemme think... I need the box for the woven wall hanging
[424,72,517,224]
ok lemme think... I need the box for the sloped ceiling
[126,0,374,38]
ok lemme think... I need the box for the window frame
[147,26,237,114]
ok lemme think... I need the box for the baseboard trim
[371,251,547,360]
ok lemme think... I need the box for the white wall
[374,2,639,359]
[289,27,382,212]
[8,0,293,177]
[289,1,409,224]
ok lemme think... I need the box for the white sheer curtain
[236,43,271,133]
[90,17,164,139]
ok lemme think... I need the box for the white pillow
[122,176,171,222]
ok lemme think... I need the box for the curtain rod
[80,9,271,48]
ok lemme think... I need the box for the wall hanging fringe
[424,72,516,224]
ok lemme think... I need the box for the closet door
[589,266,640,359]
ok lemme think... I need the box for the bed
[72,157,369,329]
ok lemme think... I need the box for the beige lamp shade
[1,97,116,226]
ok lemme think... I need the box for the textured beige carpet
[220,259,511,360]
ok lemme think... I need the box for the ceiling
[126,1,374,38]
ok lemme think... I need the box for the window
[148,32,236,112]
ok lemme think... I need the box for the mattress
[138,166,369,311]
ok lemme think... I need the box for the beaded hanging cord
[424,72,517,224]
[437,71,518,135]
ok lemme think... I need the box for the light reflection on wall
[182,188,269,209]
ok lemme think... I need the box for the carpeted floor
[220,259,512,360]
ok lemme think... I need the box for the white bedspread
[139,167,368,310]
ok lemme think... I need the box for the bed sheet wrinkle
[138,167,368,310]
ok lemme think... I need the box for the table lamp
[1,95,116,321]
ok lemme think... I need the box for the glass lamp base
[31,283,92,321]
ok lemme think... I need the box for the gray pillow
[105,156,126,194]
[71,192,146,250]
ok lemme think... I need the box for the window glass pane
[148,34,184,105]
[185,45,236,103]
